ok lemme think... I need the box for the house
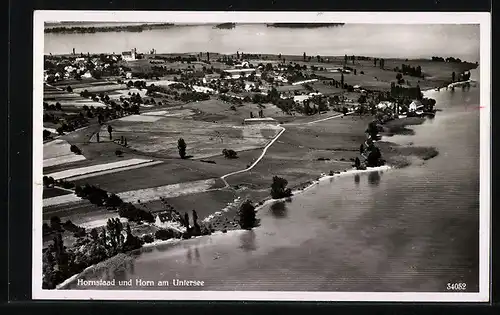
[377,101,393,110]
[293,94,310,104]
[122,48,137,61]
[193,85,215,94]
[244,82,256,91]
[154,211,185,231]
[81,71,92,79]
[274,75,288,83]
[203,73,220,84]
[223,68,256,79]
[64,65,76,73]
[409,100,424,112]
[293,92,322,104]
[235,61,250,69]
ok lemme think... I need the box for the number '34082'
[447,283,467,291]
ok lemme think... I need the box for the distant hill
[266,23,345,28]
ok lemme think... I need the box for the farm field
[43,187,73,199]
[44,84,106,108]
[71,160,231,193]
[117,178,219,204]
[184,99,288,123]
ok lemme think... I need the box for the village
[41,47,477,289]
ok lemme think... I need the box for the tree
[192,210,199,227]
[50,216,61,231]
[107,125,113,140]
[222,149,238,159]
[238,200,257,229]
[366,121,379,139]
[270,176,292,199]
[342,106,348,115]
[358,94,367,105]
[155,229,174,240]
[184,212,190,229]
[366,146,384,167]
[70,144,82,155]
[177,138,187,159]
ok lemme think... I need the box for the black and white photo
[33,11,491,302]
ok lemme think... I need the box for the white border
[33,11,491,302]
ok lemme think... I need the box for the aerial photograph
[39,20,482,294]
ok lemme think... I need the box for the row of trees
[43,102,62,111]
[153,55,198,63]
[43,176,75,190]
[73,183,154,223]
[431,56,464,63]
[43,216,85,238]
[374,58,386,69]
[390,82,423,100]
[398,64,423,78]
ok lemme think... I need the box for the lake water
[64,68,480,292]
[44,23,480,62]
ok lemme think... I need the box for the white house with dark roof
[122,48,137,61]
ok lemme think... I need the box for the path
[220,112,349,188]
